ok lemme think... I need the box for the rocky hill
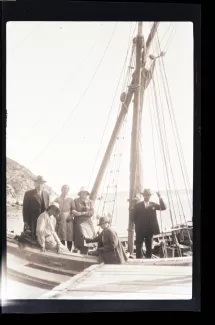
[6,157,58,206]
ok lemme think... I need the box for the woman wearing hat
[36,202,69,253]
[84,216,128,264]
[69,187,95,255]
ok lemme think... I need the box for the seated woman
[36,202,69,253]
[69,187,96,255]
[85,216,128,264]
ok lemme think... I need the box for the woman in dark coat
[85,216,128,264]
[69,187,96,254]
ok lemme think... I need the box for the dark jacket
[23,189,50,237]
[71,198,95,250]
[131,199,166,236]
[88,228,128,264]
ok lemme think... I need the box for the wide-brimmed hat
[78,186,90,196]
[98,216,110,226]
[141,188,152,196]
[33,175,47,184]
[49,202,60,212]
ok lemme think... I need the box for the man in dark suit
[23,175,50,240]
[131,189,167,259]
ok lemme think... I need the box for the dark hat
[141,188,152,196]
[33,175,47,183]
[78,186,90,196]
[49,202,60,213]
[98,216,110,226]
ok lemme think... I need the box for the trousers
[136,233,153,259]
[61,240,73,251]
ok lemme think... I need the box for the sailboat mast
[137,22,160,192]
[128,22,144,253]
[128,22,160,254]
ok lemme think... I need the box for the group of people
[22,175,166,263]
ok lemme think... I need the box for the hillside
[6,157,58,206]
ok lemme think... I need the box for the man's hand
[24,222,30,230]
[41,247,46,253]
[156,191,161,198]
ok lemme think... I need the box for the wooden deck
[41,262,192,300]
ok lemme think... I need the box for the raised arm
[153,192,167,211]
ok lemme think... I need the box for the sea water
[6,190,192,236]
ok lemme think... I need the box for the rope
[87,22,134,189]
[96,47,133,221]
[149,30,191,255]
[23,29,104,142]
[159,23,174,45]
[8,22,43,57]
[152,38,182,226]
[163,23,178,52]
[155,31,192,214]
[148,90,169,257]
[27,22,118,167]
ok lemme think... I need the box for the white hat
[49,202,60,210]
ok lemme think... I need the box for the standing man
[131,189,166,259]
[23,175,50,240]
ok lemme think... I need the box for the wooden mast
[128,22,160,254]
[136,22,160,197]
[90,22,160,254]
[128,22,144,254]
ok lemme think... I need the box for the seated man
[36,202,69,253]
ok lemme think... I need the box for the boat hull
[7,239,99,276]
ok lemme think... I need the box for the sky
[6,21,193,195]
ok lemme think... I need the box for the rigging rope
[27,22,118,167]
[94,29,136,225]
[159,23,174,45]
[15,23,108,148]
[148,79,179,256]
[87,22,135,189]
[147,29,191,253]
[154,25,192,250]
[163,23,178,52]
[155,31,193,214]
[151,38,183,226]
[9,22,43,57]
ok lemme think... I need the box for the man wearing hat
[131,189,166,259]
[84,216,128,264]
[36,202,67,252]
[23,175,50,240]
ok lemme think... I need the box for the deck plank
[41,263,192,300]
